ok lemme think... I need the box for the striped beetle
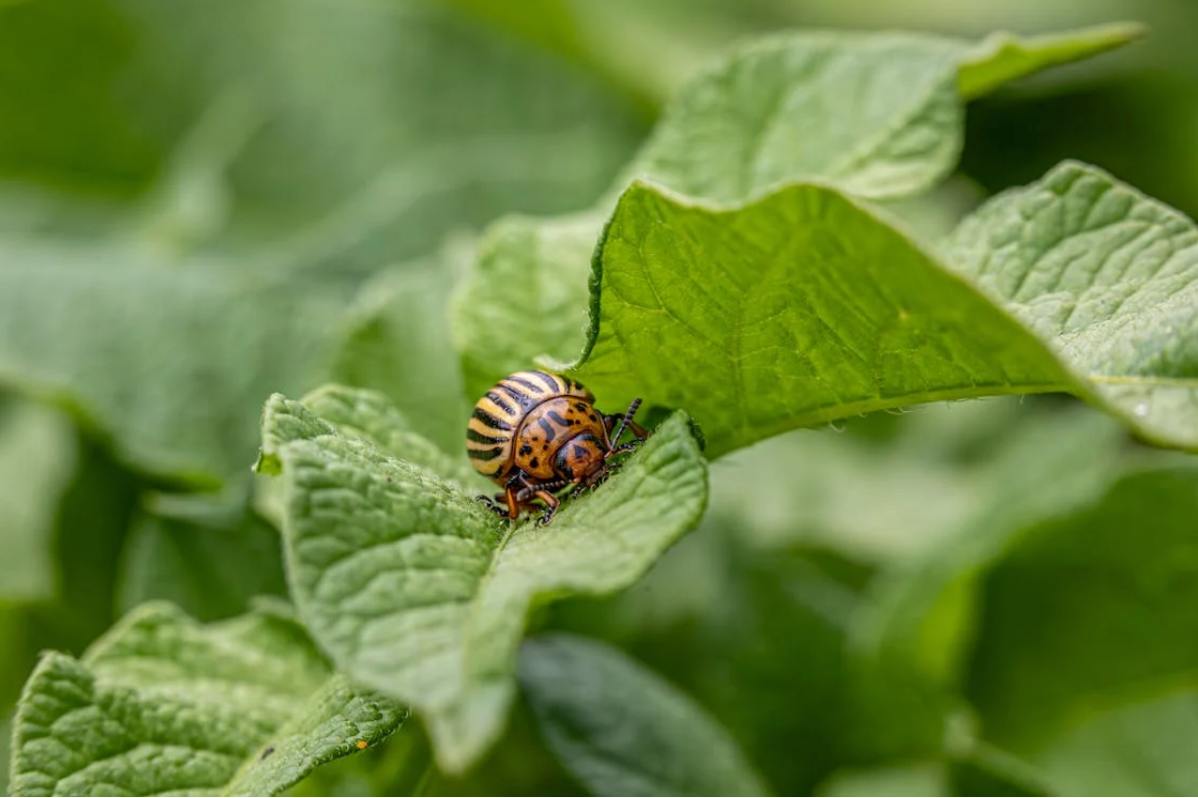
[467,370,647,525]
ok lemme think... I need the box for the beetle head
[553,433,606,483]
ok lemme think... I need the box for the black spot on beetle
[519,444,532,456]
[589,413,598,422]
[530,457,539,468]
[574,402,589,411]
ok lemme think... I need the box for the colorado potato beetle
[467,369,648,525]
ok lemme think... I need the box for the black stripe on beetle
[531,371,560,392]
[467,428,506,445]
[510,375,543,393]
[496,382,533,408]
[468,447,504,461]
[485,391,515,415]
[472,407,512,431]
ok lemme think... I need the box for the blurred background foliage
[0,0,1196,794]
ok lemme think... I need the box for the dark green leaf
[520,635,766,796]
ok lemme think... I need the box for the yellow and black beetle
[467,369,648,525]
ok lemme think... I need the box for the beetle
[467,369,648,525]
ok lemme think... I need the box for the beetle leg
[503,486,522,520]
[474,493,510,518]
[533,490,560,526]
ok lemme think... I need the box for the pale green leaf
[266,384,484,491]
[452,213,602,403]
[0,398,76,601]
[8,602,404,797]
[850,406,1129,689]
[956,22,1146,101]
[0,254,342,484]
[624,30,962,202]
[1031,687,1198,796]
[707,398,1094,563]
[332,264,469,455]
[0,0,641,264]
[629,25,1137,202]
[454,26,1135,400]
[519,635,766,796]
[945,160,1198,450]
[257,387,707,772]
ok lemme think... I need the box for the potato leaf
[519,635,766,796]
[627,25,1138,202]
[565,180,1062,456]
[956,22,1145,101]
[453,25,1139,399]
[0,255,342,484]
[945,160,1198,450]
[257,386,707,772]
[8,601,404,796]
[561,162,1198,456]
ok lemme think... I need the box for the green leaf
[623,30,962,202]
[0,0,641,263]
[454,26,1137,400]
[519,635,766,796]
[564,180,1065,457]
[332,264,469,455]
[452,212,602,402]
[257,387,707,772]
[9,601,404,797]
[0,255,342,484]
[705,398,1028,563]
[549,521,874,792]
[564,162,1198,457]
[115,499,286,622]
[267,384,484,491]
[819,762,945,796]
[851,405,1130,690]
[956,22,1146,101]
[945,160,1198,451]
[628,25,1137,203]
[964,466,1198,794]
[0,398,76,601]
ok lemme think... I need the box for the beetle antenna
[610,398,642,445]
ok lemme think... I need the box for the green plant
[3,4,1197,795]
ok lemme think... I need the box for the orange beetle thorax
[512,396,608,481]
